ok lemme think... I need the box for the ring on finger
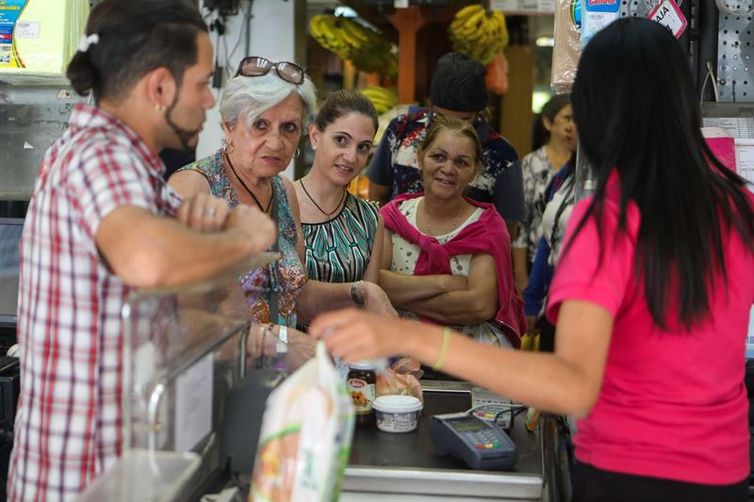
[206,207,217,218]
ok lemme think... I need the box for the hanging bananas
[361,86,398,115]
[448,5,509,65]
[310,15,398,79]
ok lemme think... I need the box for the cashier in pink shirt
[311,18,754,502]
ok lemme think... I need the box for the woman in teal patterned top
[296,90,384,286]
[169,58,393,327]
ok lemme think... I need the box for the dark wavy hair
[66,0,207,103]
[567,17,754,330]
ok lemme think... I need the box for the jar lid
[348,361,375,370]
[373,395,423,413]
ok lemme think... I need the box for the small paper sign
[175,353,213,452]
[15,21,40,40]
[648,0,687,39]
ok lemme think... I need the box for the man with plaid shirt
[8,1,276,500]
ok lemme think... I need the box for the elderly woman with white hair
[170,56,394,330]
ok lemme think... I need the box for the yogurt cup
[372,395,423,433]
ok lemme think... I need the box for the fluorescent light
[535,37,555,47]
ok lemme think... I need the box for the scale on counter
[429,412,518,470]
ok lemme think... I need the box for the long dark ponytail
[568,18,754,330]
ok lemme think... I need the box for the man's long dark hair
[568,18,754,330]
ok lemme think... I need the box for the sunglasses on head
[235,56,306,85]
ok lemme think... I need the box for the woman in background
[379,116,525,347]
[295,90,388,307]
[523,156,575,351]
[512,94,576,293]
[312,18,754,501]
[367,52,524,241]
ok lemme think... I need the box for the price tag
[648,0,687,39]
[15,21,40,40]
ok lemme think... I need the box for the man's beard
[164,92,203,154]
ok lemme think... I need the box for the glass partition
[80,252,317,501]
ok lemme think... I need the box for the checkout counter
[343,380,556,501]
[77,257,568,502]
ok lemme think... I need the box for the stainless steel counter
[342,381,546,501]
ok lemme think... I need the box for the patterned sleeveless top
[301,193,379,283]
[177,149,306,326]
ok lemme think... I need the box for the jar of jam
[347,361,376,425]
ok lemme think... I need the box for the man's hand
[176,192,231,232]
[177,194,276,254]
[225,204,277,254]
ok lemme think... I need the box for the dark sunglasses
[235,56,306,85]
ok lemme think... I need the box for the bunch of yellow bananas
[361,86,397,115]
[310,15,398,78]
[448,5,509,65]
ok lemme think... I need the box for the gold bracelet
[432,327,452,371]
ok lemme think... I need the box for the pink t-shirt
[546,171,754,485]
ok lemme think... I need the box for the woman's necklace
[420,198,466,236]
[224,152,272,213]
[298,178,347,218]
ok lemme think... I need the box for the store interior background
[195,0,557,179]
[0,0,752,498]
[0,3,562,496]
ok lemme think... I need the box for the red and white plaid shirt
[8,103,181,501]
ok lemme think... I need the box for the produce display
[310,15,398,78]
[360,86,398,115]
[448,5,509,65]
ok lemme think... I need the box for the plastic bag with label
[249,342,354,502]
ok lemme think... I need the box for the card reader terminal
[430,412,518,470]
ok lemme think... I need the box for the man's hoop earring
[294,148,301,159]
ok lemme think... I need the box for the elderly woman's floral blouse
[177,149,306,327]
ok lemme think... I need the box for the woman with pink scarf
[378,116,525,348]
